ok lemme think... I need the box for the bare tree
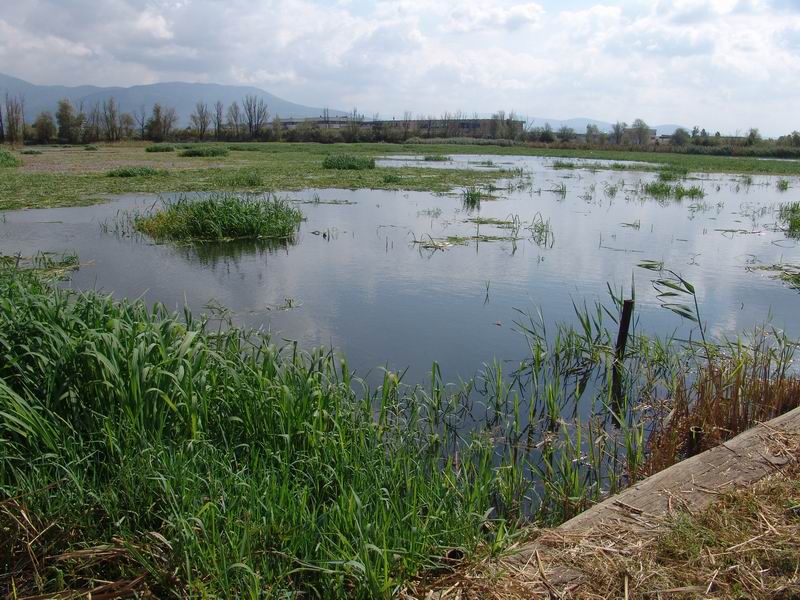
[85,102,102,142]
[190,101,211,139]
[4,93,25,145]
[611,121,627,145]
[102,98,120,141]
[226,101,242,140]
[133,105,147,140]
[33,111,57,143]
[271,115,282,141]
[631,118,651,145]
[144,103,177,141]
[162,107,178,140]
[213,101,224,140]
[242,95,268,139]
[0,102,5,143]
[401,111,413,140]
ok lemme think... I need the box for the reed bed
[131,193,303,242]
[1,259,798,597]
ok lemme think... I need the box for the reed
[779,201,800,237]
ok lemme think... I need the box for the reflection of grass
[133,193,303,242]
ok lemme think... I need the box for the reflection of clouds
[1,165,799,381]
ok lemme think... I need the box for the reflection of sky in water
[1,155,799,385]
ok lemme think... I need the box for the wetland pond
[2,155,799,385]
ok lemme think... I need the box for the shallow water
[2,155,799,384]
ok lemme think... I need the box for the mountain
[527,116,684,136]
[0,73,345,125]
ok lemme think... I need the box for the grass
[5,141,800,211]
[145,143,176,153]
[106,166,167,178]
[20,149,43,156]
[423,154,450,162]
[777,178,790,191]
[642,181,705,200]
[0,148,21,168]
[1,260,799,596]
[210,168,265,188]
[658,166,689,181]
[131,193,303,242]
[179,145,229,158]
[778,201,800,237]
[83,144,99,151]
[322,153,376,170]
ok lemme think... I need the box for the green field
[2,141,799,211]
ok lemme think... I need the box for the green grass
[132,193,303,242]
[83,144,99,151]
[0,148,21,167]
[106,166,167,178]
[777,178,790,191]
[322,153,376,170]
[642,181,705,200]
[658,166,689,181]
[210,168,265,188]
[145,143,176,153]
[20,149,43,156]
[779,201,800,237]
[423,154,450,162]
[179,146,229,158]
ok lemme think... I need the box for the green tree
[671,127,690,146]
[611,121,627,144]
[33,111,57,143]
[631,118,651,145]
[557,125,576,142]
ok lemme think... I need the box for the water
[2,155,799,384]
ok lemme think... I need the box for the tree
[133,105,147,140]
[227,101,242,139]
[102,98,120,141]
[33,111,56,143]
[213,101,224,140]
[557,125,576,142]
[190,101,211,139]
[631,118,651,145]
[745,128,761,146]
[84,102,102,142]
[671,127,690,146]
[4,93,26,145]
[585,123,600,144]
[56,99,77,142]
[145,103,177,142]
[611,121,627,144]
[539,122,555,143]
[242,95,268,139]
[271,115,282,141]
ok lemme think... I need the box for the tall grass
[145,143,176,153]
[642,181,704,199]
[322,154,375,170]
[1,260,798,597]
[779,201,800,237]
[106,166,167,178]
[132,193,303,242]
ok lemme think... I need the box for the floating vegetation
[552,160,577,169]
[145,143,176,153]
[423,154,450,162]
[129,193,303,242]
[417,212,553,250]
[322,154,375,170]
[778,201,800,237]
[297,193,356,205]
[0,149,21,167]
[179,145,229,157]
[106,166,168,178]
[548,182,568,197]
[621,220,641,229]
[417,207,443,218]
[752,263,800,289]
[776,178,790,192]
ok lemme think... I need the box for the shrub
[0,149,21,167]
[179,146,229,158]
[84,144,99,151]
[322,154,375,170]
[145,144,176,153]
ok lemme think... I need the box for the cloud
[0,0,798,134]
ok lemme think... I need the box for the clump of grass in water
[423,154,450,162]
[778,201,800,237]
[776,178,790,191]
[642,181,704,199]
[322,153,375,170]
[145,143,176,153]
[106,166,167,178]
[132,193,303,242]
[0,148,21,167]
[462,186,485,210]
[179,145,229,157]
[552,160,578,169]
[658,166,689,181]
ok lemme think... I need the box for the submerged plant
[132,193,303,242]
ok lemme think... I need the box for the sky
[0,0,798,135]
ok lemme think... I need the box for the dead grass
[404,432,800,600]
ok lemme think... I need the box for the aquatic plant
[210,168,264,188]
[462,186,485,210]
[776,178,790,191]
[778,201,800,237]
[179,145,229,157]
[322,154,375,170]
[132,193,303,242]
[657,166,689,181]
[423,154,450,162]
[106,166,167,178]
[642,181,704,200]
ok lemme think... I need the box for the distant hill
[0,73,345,126]
[528,117,685,136]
